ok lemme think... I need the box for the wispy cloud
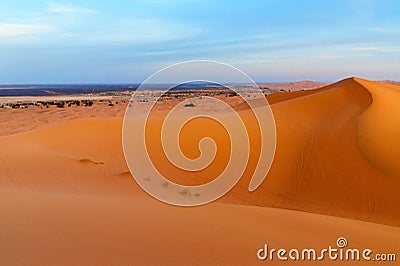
[0,23,51,39]
[345,45,400,54]
[46,3,95,14]
[72,18,203,45]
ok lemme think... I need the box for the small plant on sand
[117,170,131,176]
[56,101,65,108]
[79,157,92,163]
[162,181,169,187]
[79,157,104,165]
[82,100,94,107]
[179,188,191,195]
[144,177,151,181]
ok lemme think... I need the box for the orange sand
[0,77,399,264]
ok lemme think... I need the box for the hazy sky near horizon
[0,0,399,83]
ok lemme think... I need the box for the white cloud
[0,23,51,39]
[46,3,95,14]
[346,45,400,53]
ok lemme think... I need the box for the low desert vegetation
[56,101,65,108]
[179,188,190,195]
[79,157,104,165]
[117,170,131,175]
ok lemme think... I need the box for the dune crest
[354,78,400,175]
[226,77,400,226]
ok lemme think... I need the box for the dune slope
[228,78,400,226]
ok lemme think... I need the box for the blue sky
[0,0,399,83]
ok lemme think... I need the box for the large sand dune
[0,77,399,264]
[227,77,400,226]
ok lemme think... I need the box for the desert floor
[0,77,399,265]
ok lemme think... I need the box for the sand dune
[0,77,399,264]
[133,77,400,225]
[355,78,400,175]
[223,77,400,226]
